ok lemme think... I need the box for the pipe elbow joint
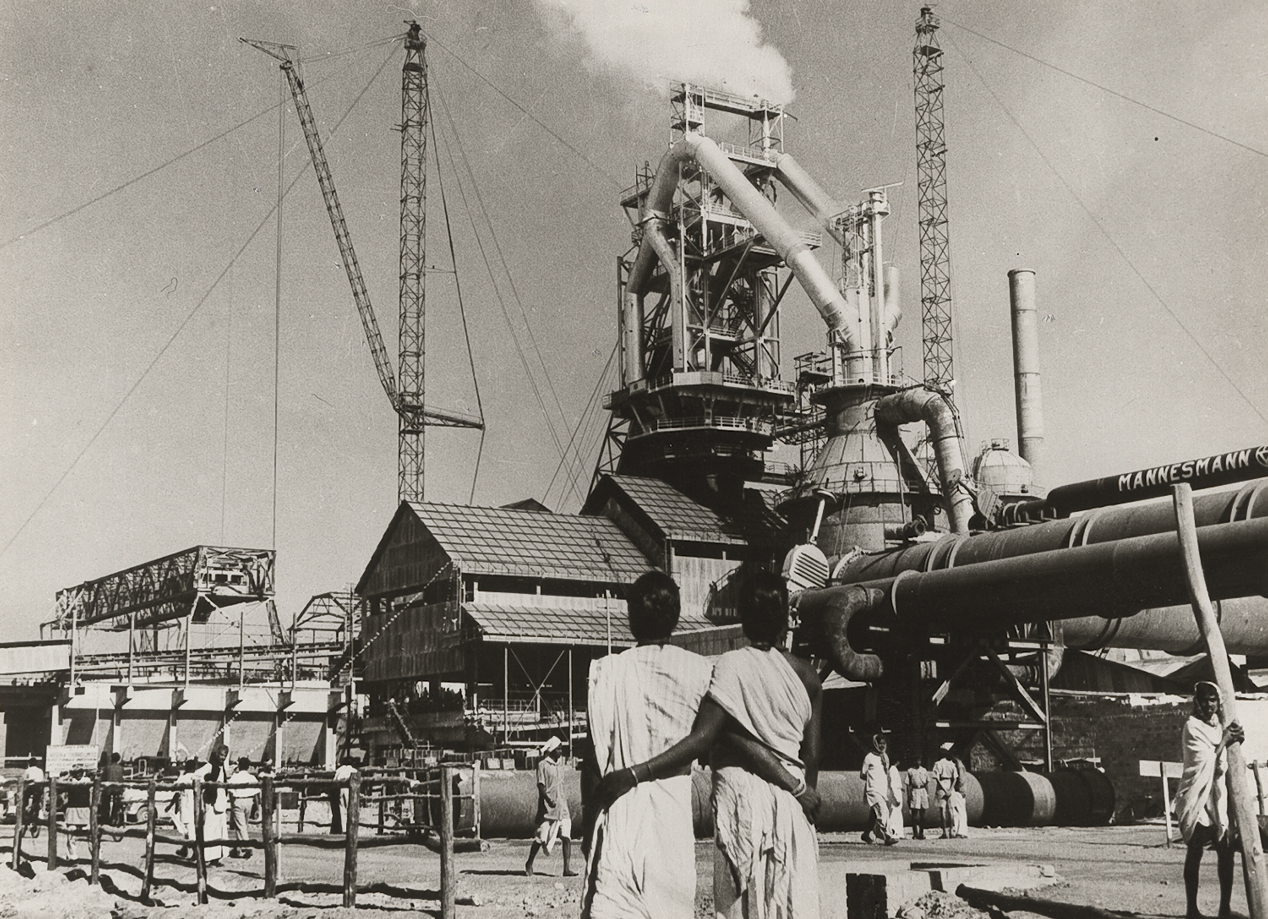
[796,585,888,682]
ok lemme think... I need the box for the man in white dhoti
[195,744,230,865]
[860,733,895,845]
[1176,681,1244,919]
[581,571,714,919]
[598,571,823,918]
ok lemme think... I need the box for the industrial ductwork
[627,133,859,372]
[794,585,888,681]
[874,388,975,535]
[1009,269,1044,480]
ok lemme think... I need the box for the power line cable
[418,26,624,189]
[543,343,616,506]
[0,53,376,252]
[945,31,1268,432]
[432,76,592,505]
[429,98,488,505]
[941,17,1268,161]
[1,49,399,561]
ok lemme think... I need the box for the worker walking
[526,736,575,877]
[861,733,897,845]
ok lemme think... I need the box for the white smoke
[534,0,795,105]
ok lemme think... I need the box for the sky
[2,0,1266,642]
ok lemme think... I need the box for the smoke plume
[534,0,795,105]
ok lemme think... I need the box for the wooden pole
[1254,761,1266,816]
[440,765,455,919]
[262,775,277,898]
[1173,483,1268,919]
[342,772,361,908]
[47,775,58,869]
[193,777,208,905]
[1161,770,1175,847]
[568,647,574,761]
[141,778,156,903]
[11,776,24,869]
[89,775,101,885]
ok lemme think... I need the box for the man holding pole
[1176,681,1244,919]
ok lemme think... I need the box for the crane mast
[914,6,955,389]
[398,23,427,503]
[243,30,480,506]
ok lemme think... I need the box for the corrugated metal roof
[601,475,746,542]
[465,602,715,647]
[407,503,651,581]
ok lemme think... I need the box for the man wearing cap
[526,735,575,877]
[931,743,959,840]
[1176,681,1244,919]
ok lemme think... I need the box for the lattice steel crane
[914,6,955,389]
[243,28,481,504]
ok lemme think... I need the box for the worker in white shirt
[227,757,259,859]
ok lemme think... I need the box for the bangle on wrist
[631,765,641,785]
[791,776,807,799]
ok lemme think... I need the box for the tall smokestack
[1009,269,1044,482]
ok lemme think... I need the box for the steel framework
[914,6,956,388]
[398,23,428,502]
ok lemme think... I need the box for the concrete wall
[54,681,339,767]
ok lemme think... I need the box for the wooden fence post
[343,772,361,908]
[141,778,156,903]
[193,777,208,905]
[46,775,58,867]
[262,775,277,899]
[11,776,24,870]
[89,774,101,885]
[441,765,455,919]
[1173,483,1268,919]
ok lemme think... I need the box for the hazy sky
[2,1,1266,641]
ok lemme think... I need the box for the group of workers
[19,744,266,863]
[860,735,968,845]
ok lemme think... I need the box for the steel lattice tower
[398,23,428,503]
[914,7,955,388]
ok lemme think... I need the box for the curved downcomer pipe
[875,388,974,535]
[836,480,1268,583]
[772,153,902,343]
[771,152,847,245]
[627,134,858,366]
[794,585,888,681]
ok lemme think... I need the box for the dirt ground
[0,823,1251,919]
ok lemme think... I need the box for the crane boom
[241,38,401,410]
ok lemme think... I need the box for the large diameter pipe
[772,152,847,245]
[627,135,858,359]
[1061,596,1268,656]
[794,585,888,681]
[836,480,1268,584]
[1009,445,1268,521]
[875,389,974,535]
[882,516,1268,630]
[478,767,1109,837]
[1008,269,1044,479]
